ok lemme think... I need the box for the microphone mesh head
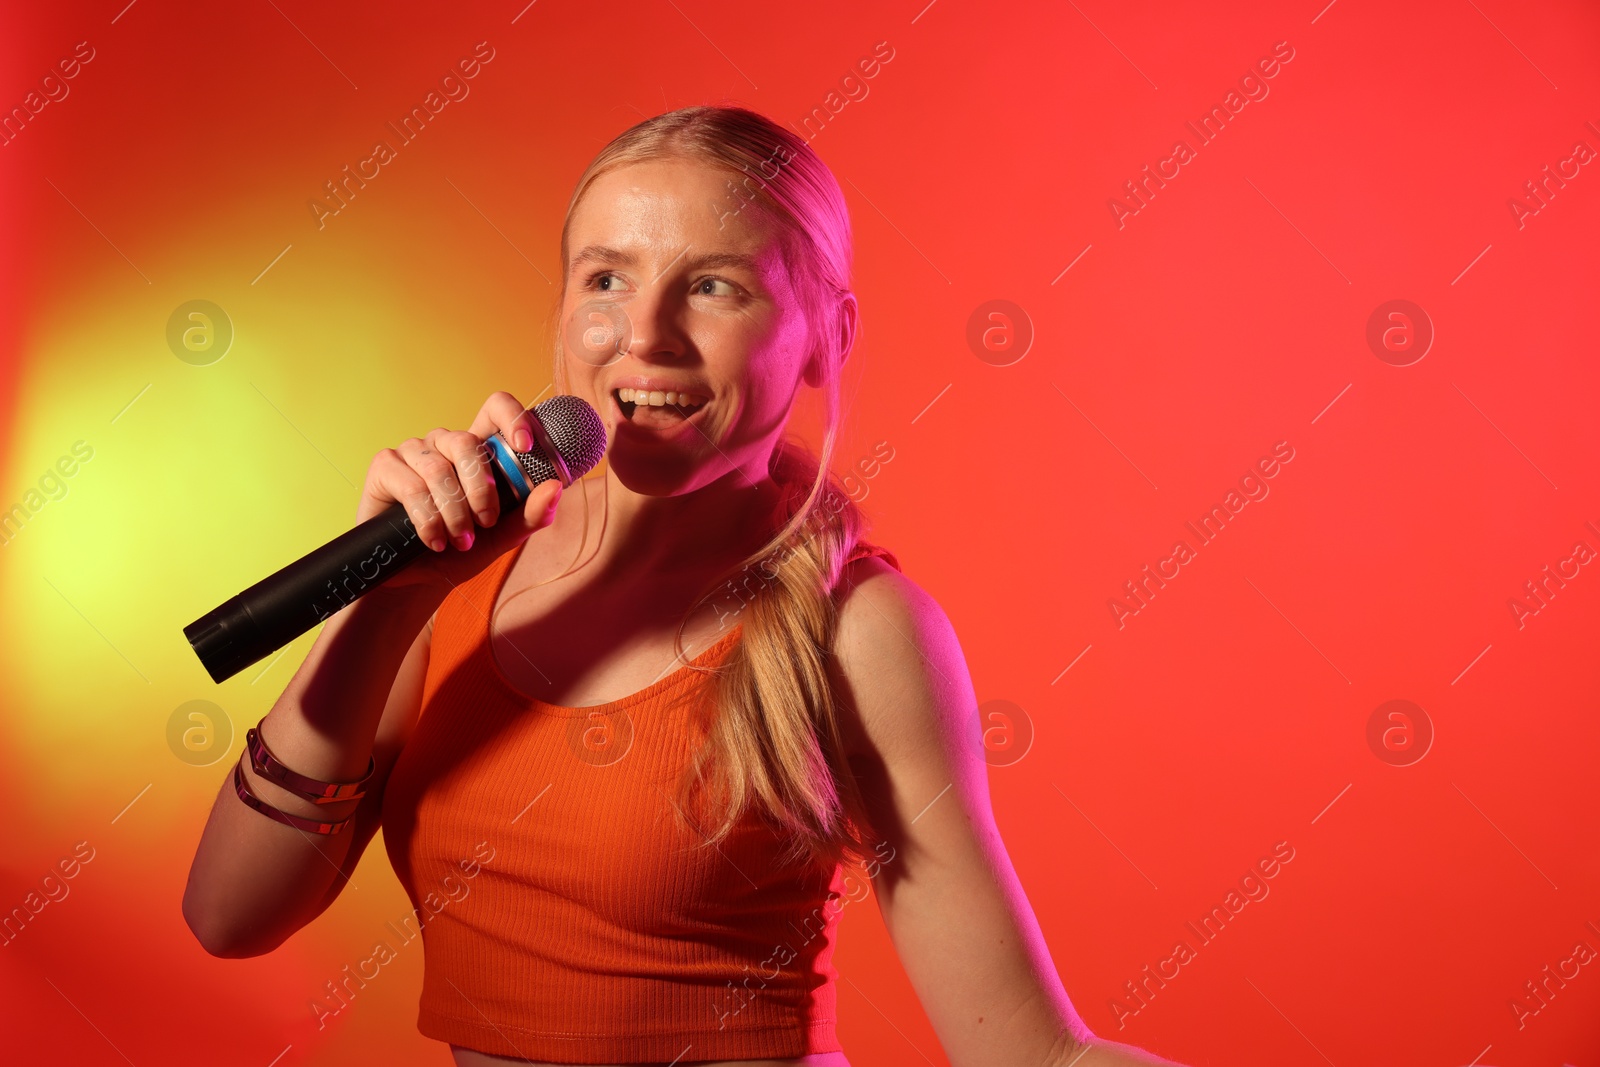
[504,393,608,486]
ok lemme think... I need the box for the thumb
[517,478,563,533]
[458,477,561,567]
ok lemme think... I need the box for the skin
[474,154,833,709]
[452,157,850,1066]
[222,157,1189,1067]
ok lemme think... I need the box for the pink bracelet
[247,723,374,805]
[233,759,352,835]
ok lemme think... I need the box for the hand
[356,391,562,595]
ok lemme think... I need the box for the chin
[606,447,715,497]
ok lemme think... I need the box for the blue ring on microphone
[485,433,533,504]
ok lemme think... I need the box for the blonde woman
[184,106,1186,1067]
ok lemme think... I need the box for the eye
[584,270,631,293]
[695,276,740,297]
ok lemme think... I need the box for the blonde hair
[546,105,887,874]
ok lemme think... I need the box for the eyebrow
[567,245,766,278]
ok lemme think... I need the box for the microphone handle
[183,459,524,684]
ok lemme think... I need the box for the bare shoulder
[830,555,975,763]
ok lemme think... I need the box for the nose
[618,270,688,365]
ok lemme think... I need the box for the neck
[576,463,788,576]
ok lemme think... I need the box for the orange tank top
[382,538,900,1062]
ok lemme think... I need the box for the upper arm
[305,610,435,919]
[829,559,1088,1066]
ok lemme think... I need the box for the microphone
[183,394,607,684]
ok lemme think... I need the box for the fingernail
[476,509,494,526]
[514,428,533,452]
[453,531,475,551]
[430,538,446,552]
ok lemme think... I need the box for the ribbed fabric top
[382,538,900,1062]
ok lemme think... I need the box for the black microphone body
[184,395,607,684]
[184,469,516,685]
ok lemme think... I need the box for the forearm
[250,585,441,778]
[1053,1033,1189,1067]
[181,587,441,956]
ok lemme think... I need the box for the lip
[607,375,713,404]
[608,386,712,437]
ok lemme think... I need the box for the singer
[183,106,1186,1067]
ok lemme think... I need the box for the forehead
[567,156,785,265]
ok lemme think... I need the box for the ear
[802,292,858,388]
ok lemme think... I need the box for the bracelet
[247,723,375,805]
[234,758,353,835]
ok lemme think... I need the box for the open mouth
[614,387,708,429]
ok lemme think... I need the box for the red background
[2,1,1598,1065]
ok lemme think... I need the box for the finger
[436,429,500,528]
[466,390,516,440]
[470,391,538,455]
[400,436,476,550]
[371,448,446,552]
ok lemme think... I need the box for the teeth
[618,387,705,408]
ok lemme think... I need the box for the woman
[183,106,1186,1067]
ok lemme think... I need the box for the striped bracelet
[247,723,374,805]
[233,758,353,835]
